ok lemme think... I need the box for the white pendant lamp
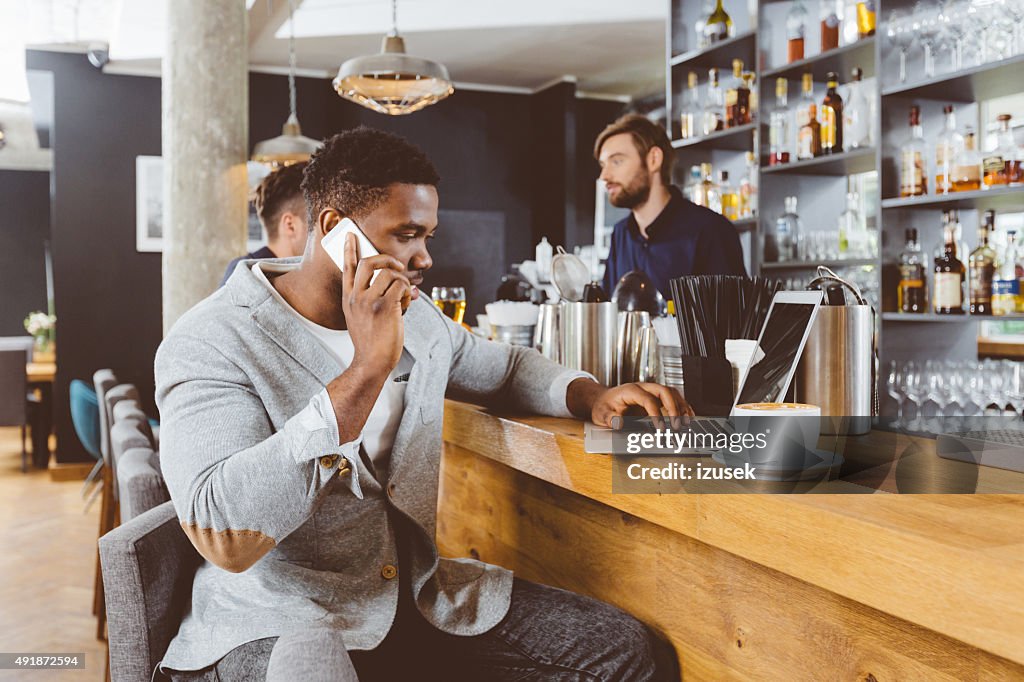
[252,0,321,167]
[332,0,454,116]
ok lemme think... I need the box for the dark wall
[27,50,163,463]
[573,98,627,250]
[27,49,623,461]
[0,170,50,336]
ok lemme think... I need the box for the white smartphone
[321,217,379,272]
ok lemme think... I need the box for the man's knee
[597,609,676,681]
[266,628,358,682]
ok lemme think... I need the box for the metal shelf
[881,54,1024,102]
[883,313,975,322]
[761,37,876,82]
[760,258,877,271]
[671,122,757,151]
[732,216,757,231]
[883,312,1024,322]
[760,147,876,177]
[881,186,1024,211]
[669,30,757,71]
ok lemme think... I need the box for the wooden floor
[0,427,105,681]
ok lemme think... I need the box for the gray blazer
[154,259,586,671]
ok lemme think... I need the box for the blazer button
[319,455,338,468]
[381,564,398,580]
[337,461,351,477]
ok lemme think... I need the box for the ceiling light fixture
[332,0,454,115]
[252,0,321,167]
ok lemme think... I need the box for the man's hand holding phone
[341,231,411,375]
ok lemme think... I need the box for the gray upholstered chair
[99,501,202,682]
[0,349,30,472]
[116,446,169,523]
[92,369,118,473]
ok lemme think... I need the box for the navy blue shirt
[219,245,277,287]
[601,186,747,298]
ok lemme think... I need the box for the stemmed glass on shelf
[913,1,943,78]
[887,9,915,83]
[887,360,905,427]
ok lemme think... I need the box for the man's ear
[646,146,663,176]
[317,208,342,238]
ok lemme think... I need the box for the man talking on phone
[155,126,689,681]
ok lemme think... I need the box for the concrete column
[162,0,248,333]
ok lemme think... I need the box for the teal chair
[70,380,103,500]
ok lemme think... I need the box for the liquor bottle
[856,0,876,37]
[983,114,1023,189]
[688,165,704,205]
[720,170,739,220]
[798,103,822,160]
[952,128,982,192]
[703,68,725,135]
[933,224,965,314]
[838,191,867,257]
[787,0,809,63]
[969,210,997,315]
[739,151,758,218]
[898,228,927,313]
[725,59,752,128]
[934,105,964,195]
[701,163,722,213]
[680,71,699,139]
[950,208,967,262]
[744,71,758,120]
[820,72,844,154]
[844,67,871,149]
[993,230,1020,316]
[821,0,842,51]
[899,105,927,197]
[703,0,735,44]
[769,78,791,166]
[796,72,814,128]
[775,196,802,261]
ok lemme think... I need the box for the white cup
[729,402,822,470]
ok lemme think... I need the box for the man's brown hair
[253,162,307,240]
[593,113,674,186]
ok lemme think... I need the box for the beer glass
[431,286,467,324]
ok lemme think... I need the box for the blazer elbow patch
[181,522,277,573]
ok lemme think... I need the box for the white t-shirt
[252,263,414,471]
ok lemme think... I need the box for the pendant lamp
[252,0,321,167]
[332,0,454,115]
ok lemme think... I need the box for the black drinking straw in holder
[668,276,784,415]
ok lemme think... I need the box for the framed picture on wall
[135,156,270,253]
[135,155,163,252]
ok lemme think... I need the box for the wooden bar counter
[436,400,1024,680]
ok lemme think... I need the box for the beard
[607,172,652,209]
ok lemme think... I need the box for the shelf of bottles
[881,0,1024,328]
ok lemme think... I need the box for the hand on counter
[566,378,694,427]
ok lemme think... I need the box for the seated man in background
[157,126,689,681]
[219,161,309,286]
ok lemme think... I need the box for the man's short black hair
[253,162,306,240]
[301,126,440,230]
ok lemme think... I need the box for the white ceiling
[26,0,666,98]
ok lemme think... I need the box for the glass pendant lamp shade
[252,113,321,166]
[333,34,454,115]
